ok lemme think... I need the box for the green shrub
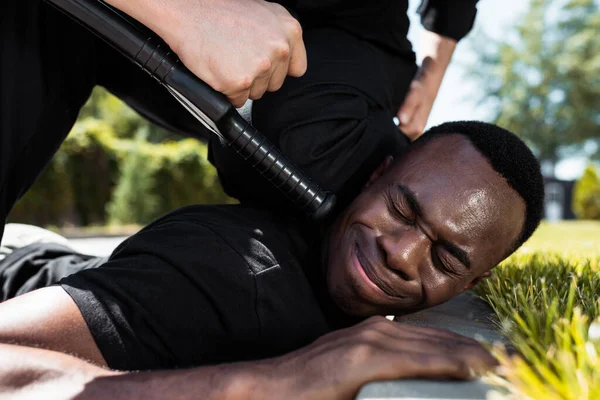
[107,134,232,225]
[573,164,600,220]
[8,113,232,227]
[7,152,75,226]
[107,130,160,225]
[62,118,121,226]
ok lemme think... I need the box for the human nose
[376,229,428,282]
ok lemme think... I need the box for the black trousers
[0,1,417,240]
[0,243,106,301]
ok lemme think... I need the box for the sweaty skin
[326,134,526,316]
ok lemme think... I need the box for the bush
[7,152,75,226]
[8,116,232,227]
[107,131,233,225]
[107,130,160,225]
[63,119,121,226]
[573,164,600,220]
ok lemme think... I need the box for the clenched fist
[107,0,307,107]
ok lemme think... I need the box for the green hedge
[8,118,233,227]
[573,164,600,220]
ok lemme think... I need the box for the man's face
[326,134,526,316]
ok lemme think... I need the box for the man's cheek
[420,273,458,307]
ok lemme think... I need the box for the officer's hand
[110,0,307,108]
[167,0,307,107]
[265,316,498,400]
[397,70,438,141]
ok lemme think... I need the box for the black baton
[43,0,336,220]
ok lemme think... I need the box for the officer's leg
[0,1,99,239]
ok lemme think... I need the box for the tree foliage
[572,164,600,219]
[471,0,600,166]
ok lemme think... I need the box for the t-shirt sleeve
[418,0,479,42]
[59,218,260,371]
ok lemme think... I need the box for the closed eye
[433,248,464,277]
[385,187,415,225]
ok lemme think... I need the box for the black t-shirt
[59,205,341,371]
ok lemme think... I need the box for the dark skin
[327,134,525,316]
[0,134,521,399]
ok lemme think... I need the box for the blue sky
[406,0,589,180]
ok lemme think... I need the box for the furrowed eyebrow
[437,238,472,270]
[396,184,423,218]
[396,184,471,270]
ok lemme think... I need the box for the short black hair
[415,121,544,254]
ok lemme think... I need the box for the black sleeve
[417,0,479,41]
[59,219,260,371]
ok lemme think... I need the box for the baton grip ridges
[219,111,336,219]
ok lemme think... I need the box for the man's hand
[105,0,307,107]
[397,30,457,141]
[263,316,497,400]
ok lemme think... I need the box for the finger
[399,353,478,380]
[397,88,421,127]
[287,30,307,77]
[355,329,479,358]
[384,324,498,368]
[398,109,424,141]
[249,68,274,100]
[355,316,476,345]
[268,56,290,92]
[366,318,481,346]
[365,326,493,363]
[354,321,482,360]
[373,351,477,381]
[391,323,480,343]
[228,89,252,108]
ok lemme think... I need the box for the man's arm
[103,0,307,108]
[0,287,496,400]
[0,341,259,400]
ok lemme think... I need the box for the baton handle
[44,0,336,220]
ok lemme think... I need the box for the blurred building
[544,177,576,221]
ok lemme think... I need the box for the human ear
[363,156,394,189]
[462,271,491,292]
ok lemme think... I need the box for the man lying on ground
[0,121,544,400]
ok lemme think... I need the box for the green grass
[518,221,600,258]
[474,221,600,399]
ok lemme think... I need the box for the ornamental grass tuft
[474,222,600,399]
